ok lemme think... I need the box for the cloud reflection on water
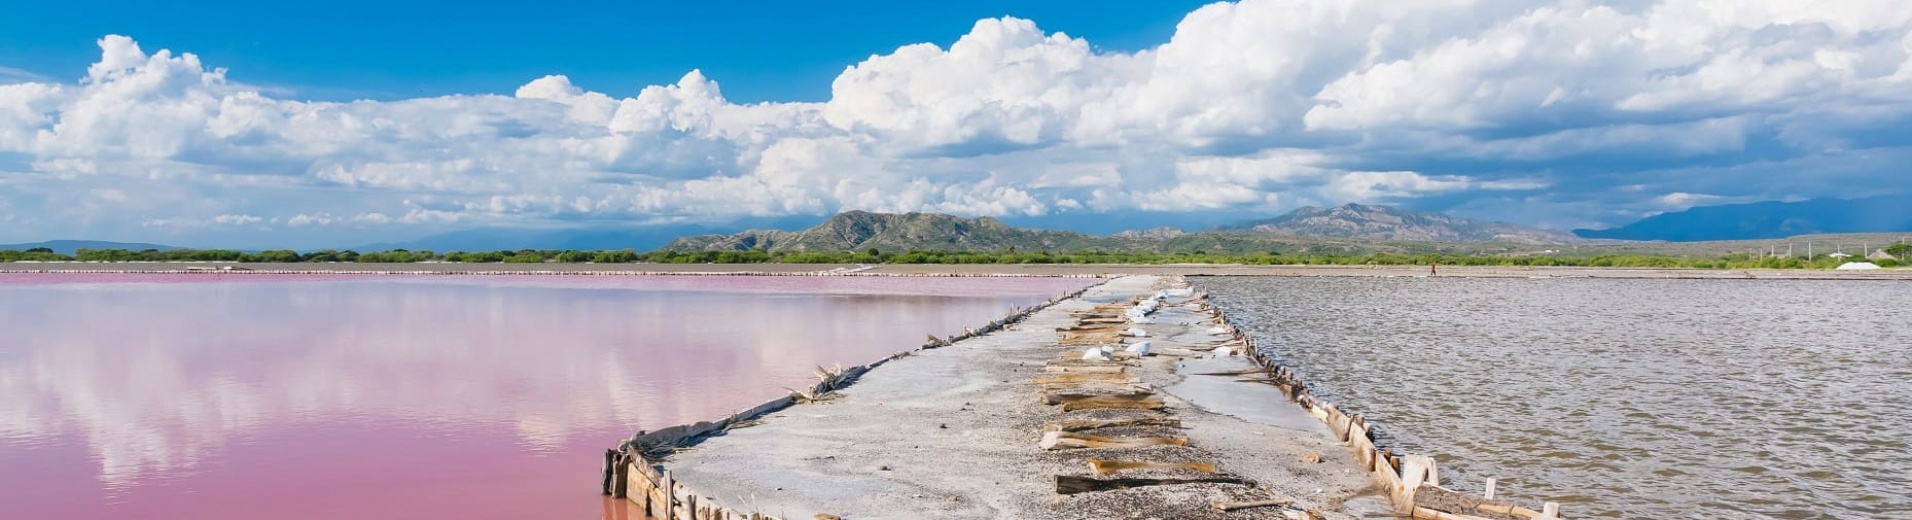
[0,274,1088,518]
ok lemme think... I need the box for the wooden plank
[1041,387,1155,405]
[1412,486,1534,520]
[1033,380,1146,392]
[1210,498,1292,512]
[1186,368,1271,377]
[1157,347,1213,357]
[1044,365,1127,374]
[1371,450,1403,492]
[1034,382,1147,394]
[1055,475,1250,494]
[1031,373,1134,385]
[1058,394,1166,411]
[1041,431,1186,449]
[1056,324,1127,332]
[1041,416,1181,432]
[1059,331,1123,344]
[627,461,654,515]
[1046,359,1137,367]
[1351,435,1375,469]
[1413,506,1485,520]
[1088,459,1217,475]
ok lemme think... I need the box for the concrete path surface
[653,275,1378,519]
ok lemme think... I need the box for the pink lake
[0,274,1096,519]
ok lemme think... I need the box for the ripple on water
[1202,277,1912,520]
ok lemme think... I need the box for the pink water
[0,274,1094,519]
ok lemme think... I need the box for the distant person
[1429,261,1438,276]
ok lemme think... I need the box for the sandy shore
[5,261,1911,280]
[632,276,1382,519]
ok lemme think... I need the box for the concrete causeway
[640,275,1379,519]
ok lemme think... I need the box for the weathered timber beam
[1041,387,1155,405]
[1211,498,1293,511]
[1413,486,1542,520]
[1040,431,1186,450]
[1089,459,1217,475]
[1046,359,1138,367]
[1041,416,1181,432]
[1031,373,1135,385]
[1054,475,1251,494]
[1058,394,1166,411]
[1043,365,1127,374]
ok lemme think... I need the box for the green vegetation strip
[4,245,1905,269]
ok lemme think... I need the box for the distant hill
[0,240,184,254]
[1575,195,1912,241]
[1225,203,1580,244]
[665,208,1589,255]
[355,216,820,252]
[358,227,703,253]
[1113,227,1187,239]
[664,211,1096,252]
[997,211,1244,236]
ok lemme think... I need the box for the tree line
[0,246,1900,269]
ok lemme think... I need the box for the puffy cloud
[825,17,1135,152]
[2,1,1910,246]
[1305,2,1912,132]
[211,214,264,226]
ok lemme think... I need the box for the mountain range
[1575,195,1912,241]
[661,210,1102,252]
[0,240,184,255]
[352,215,820,252]
[663,204,1578,253]
[1222,203,1578,244]
[18,196,1910,254]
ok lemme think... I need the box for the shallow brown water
[1203,276,1912,519]
[0,274,1092,519]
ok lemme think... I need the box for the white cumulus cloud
[2,0,1910,246]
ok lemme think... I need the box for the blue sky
[2,0,1911,249]
[1,0,1208,102]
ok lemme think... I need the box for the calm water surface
[0,274,1093,519]
[1204,276,1912,519]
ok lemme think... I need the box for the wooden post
[1482,478,1496,500]
[635,464,654,516]
[601,450,616,496]
[1399,456,1431,489]
[611,454,629,499]
[662,470,677,520]
[1396,455,1436,511]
